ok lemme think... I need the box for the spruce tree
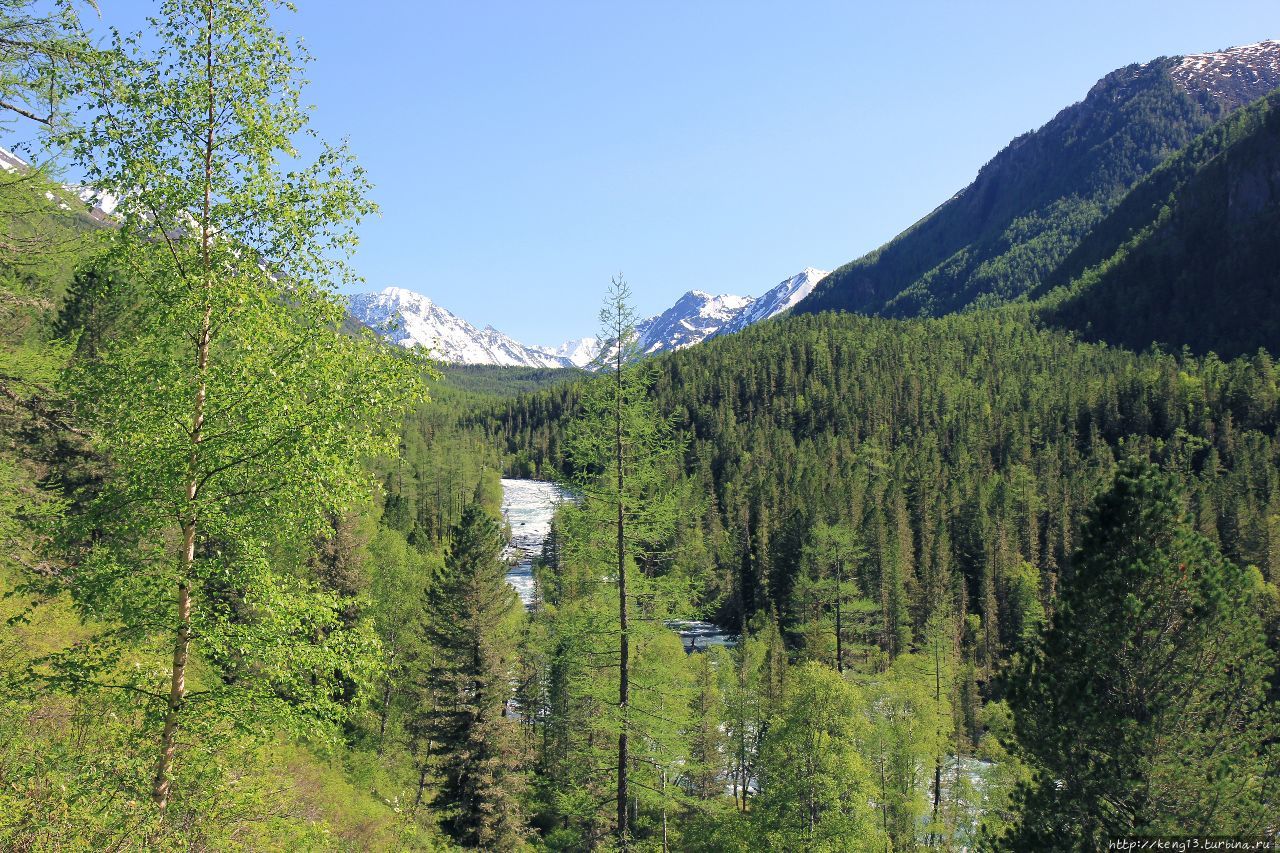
[422,499,528,849]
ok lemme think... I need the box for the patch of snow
[1168,40,1280,111]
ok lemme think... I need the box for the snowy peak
[347,287,574,368]
[1169,40,1280,111]
[636,289,755,355]
[636,268,830,355]
[347,268,828,368]
[0,147,27,173]
[726,267,828,334]
[534,336,601,368]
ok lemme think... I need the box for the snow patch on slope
[1169,40,1280,111]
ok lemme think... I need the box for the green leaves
[34,0,431,812]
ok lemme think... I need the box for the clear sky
[69,1,1280,344]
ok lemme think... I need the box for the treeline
[489,309,1280,641]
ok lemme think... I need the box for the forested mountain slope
[797,41,1280,319]
[487,309,1280,639]
[1034,87,1280,358]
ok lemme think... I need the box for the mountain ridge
[1033,85,1280,358]
[349,267,829,368]
[796,40,1280,320]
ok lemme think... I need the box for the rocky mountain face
[1169,40,1280,112]
[349,268,829,368]
[635,291,754,355]
[797,40,1280,320]
[635,267,829,356]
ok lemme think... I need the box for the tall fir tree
[422,498,528,849]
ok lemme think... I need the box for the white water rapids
[500,477,736,649]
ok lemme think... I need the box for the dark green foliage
[491,309,1280,661]
[1036,88,1280,358]
[419,500,528,848]
[377,401,504,548]
[799,59,1257,319]
[997,462,1278,849]
[440,364,583,397]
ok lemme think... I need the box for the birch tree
[42,0,428,811]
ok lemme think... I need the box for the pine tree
[998,461,1278,849]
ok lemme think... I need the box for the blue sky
[72,1,1280,343]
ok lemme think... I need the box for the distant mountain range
[348,268,828,368]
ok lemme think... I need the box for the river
[500,477,736,649]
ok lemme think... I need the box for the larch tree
[42,0,428,811]
[796,521,865,673]
[0,0,93,131]
[562,275,683,847]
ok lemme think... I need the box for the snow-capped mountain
[348,268,829,368]
[1167,40,1280,111]
[722,267,828,335]
[347,287,576,368]
[535,336,601,368]
[636,267,829,356]
[636,291,753,355]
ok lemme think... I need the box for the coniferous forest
[1,2,1278,851]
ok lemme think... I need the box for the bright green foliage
[533,566,621,847]
[727,612,788,808]
[793,522,866,672]
[0,0,91,132]
[418,500,528,849]
[558,276,686,845]
[751,661,883,851]
[998,461,1279,849]
[686,644,728,800]
[1003,560,1045,651]
[858,651,951,851]
[365,525,436,745]
[28,0,429,814]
